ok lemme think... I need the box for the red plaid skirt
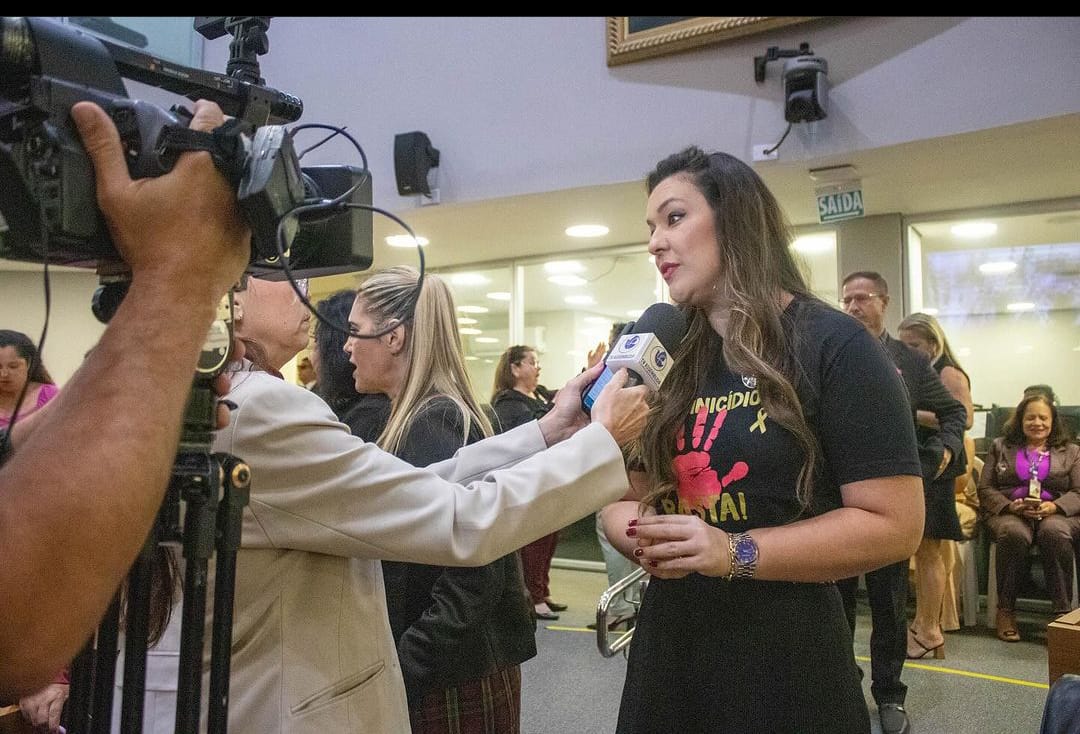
[409,665,522,734]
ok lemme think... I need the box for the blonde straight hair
[356,266,492,454]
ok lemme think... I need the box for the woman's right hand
[1006,498,1027,516]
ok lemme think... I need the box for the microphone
[581,302,688,413]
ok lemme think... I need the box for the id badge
[1029,478,1042,499]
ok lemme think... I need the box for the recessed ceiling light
[486,291,511,301]
[548,275,587,287]
[450,273,489,286]
[459,327,482,335]
[978,261,1016,275]
[1006,301,1035,312]
[457,305,489,314]
[465,355,478,361]
[790,235,835,254]
[950,221,997,239]
[565,294,595,306]
[475,336,499,344]
[456,317,478,325]
[544,260,585,274]
[483,358,493,364]
[1016,344,1034,353]
[565,224,609,238]
[385,234,429,248]
[921,307,939,315]
[627,308,644,318]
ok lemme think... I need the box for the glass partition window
[907,207,1080,409]
[433,265,513,403]
[520,250,661,392]
[790,229,838,303]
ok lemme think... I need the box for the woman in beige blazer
[127,275,645,734]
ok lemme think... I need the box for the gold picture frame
[606,17,819,67]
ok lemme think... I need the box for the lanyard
[1025,448,1047,480]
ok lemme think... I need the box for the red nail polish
[628,518,638,527]
[626,527,637,537]
[633,547,644,557]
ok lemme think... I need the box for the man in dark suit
[836,271,968,734]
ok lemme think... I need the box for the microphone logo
[624,335,640,349]
[652,348,668,369]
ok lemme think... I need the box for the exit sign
[817,187,864,223]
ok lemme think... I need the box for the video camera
[0,16,373,280]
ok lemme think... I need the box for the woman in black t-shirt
[601,147,924,734]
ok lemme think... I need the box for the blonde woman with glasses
[346,266,538,733]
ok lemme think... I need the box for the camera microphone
[581,302,687,413]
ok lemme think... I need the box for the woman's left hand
[19,682,69,732]
[630,514,729,580]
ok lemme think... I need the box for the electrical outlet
[752,144,778,162]
[420,188,441,206]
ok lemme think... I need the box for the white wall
[197,17,1080,213]
[0,271,107,385]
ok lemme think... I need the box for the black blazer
[882,333,968,482]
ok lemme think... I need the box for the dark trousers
[520,532,559,604]
[984,513,1080,613]
[837,559,909,706]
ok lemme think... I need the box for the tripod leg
[90,595,121,734]
[119,542,154,733]
[63,637,95,733]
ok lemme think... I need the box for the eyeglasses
[839,292,881,307]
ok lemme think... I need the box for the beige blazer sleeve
[215,371,630,566]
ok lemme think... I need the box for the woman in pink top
[0,330,66,731]
[0,330,58,428]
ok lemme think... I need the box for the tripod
[63,284,249,734]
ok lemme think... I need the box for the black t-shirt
[662,296,921,531]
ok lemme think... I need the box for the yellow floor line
[543,627,1048,690]
[853,655,1048,689]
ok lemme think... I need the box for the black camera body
[0,17,372,278]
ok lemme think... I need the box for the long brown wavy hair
[633,146,820,510]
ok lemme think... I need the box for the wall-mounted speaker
[394,131,440,196]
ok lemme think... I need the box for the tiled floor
[520,567,1056,734]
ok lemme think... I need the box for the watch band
[726,531,759,581]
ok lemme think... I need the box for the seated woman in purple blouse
[978,393,1080,642]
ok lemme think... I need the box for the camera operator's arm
[0,100,249,698]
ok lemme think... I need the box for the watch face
[734,536,758,564]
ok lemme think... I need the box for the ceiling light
[950,221,997,239]
[790,235,835,254]
[456,317,478,325]
[459,327,482,335]
[465,355,478,361]
[544,260,584,274]
[385,234,429,248]
[486,291,511,301]
[955,347,971,357]
[457,305,489,314]
[584,316,612,325]
[1006,302,1035,312]
[627,308,644,318]
[450,272,489,286]
[978,261,1016,275]
[1016,344,1034,353]
[565,224,609,238]
[475,336,499,344]
[548,274,587,287]
[565,294,595,306]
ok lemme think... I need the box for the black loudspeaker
[782,55,828,123]
[394,131,440,196]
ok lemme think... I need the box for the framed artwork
[606,16,819,67]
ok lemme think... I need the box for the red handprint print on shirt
[674,405,749,501]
